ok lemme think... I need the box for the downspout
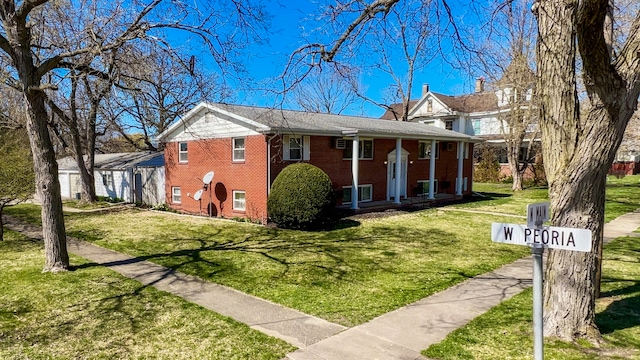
[266,134,278,196]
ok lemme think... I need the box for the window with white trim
[178,142,188,162]
[418,141,439,159]
[102,173,113,186]
[172,187,181,203]
[233,190,246,211]
[342,139,373,160]
[417,180,438,195]
[445,120,454,130]
[283,135,310,161]
[233,137,245,161]
[427,99,433,112]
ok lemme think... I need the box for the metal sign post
[491,202,592,360]
[532,214,545,360]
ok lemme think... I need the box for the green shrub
[473,144,501,182]
[268,163,336,229]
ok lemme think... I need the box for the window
[342,184,373,203]
[172,187,181,203]
[343,139,374,160]
[417,180,438,195]
[427,99,433,112]
[418,141,439,159]
[102,173,113,186]
[283,135,310,161]
[233,190,246,211]
[178,142,188,163]
[233,138,245,161]
[289,136,302,160]
[472,120,482,135]
[445,120,453,130]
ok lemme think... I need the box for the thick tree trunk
[25,92,69,272]
[2,0,70,272]
[536,0,597,341]
[0,208,4,241]
[535,0,639,341]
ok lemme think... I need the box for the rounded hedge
[267,163,336,229]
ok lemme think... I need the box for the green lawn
[6,204,531,327]
[0,229,294,359]
[423,235,640,359]
[460,176,640,222]
[4,176,639,355]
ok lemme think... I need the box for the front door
[387,149,408,199]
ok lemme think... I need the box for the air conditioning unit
[335,138,347,149]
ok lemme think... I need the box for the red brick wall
[269,135,474,205]
[164,135,269,221]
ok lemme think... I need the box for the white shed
[57,152,165,205]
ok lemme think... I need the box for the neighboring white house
[57,152,165,205]
[381,66,538,175]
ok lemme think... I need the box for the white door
[387,150,408,199]
[59,173,70,198]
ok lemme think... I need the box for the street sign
[527,202,549,227]
[491,223,592,252]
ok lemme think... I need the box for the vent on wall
[335,138,347,149]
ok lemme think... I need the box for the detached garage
[57,152,165,205]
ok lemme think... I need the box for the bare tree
[473,0,539,191]
[292,65,359,114]
[533,0,640,341]
[292,0,640,343]
[104,46,223,150]
[0,0,267,272]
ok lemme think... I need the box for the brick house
[156,102,478,221]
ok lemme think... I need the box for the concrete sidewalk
[285,209,640,359]
[2,215,346,349]
[4,209,640,360]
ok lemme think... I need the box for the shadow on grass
[597,278,640,347]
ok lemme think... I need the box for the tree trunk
[511,167,523,191]
[0,207,4,241]
[535,0,638,341]
[506,142,523,191]
[25,91,70,272]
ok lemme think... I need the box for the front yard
[3,176,640,359]
[6,204,530,326]
[0,229,294,359]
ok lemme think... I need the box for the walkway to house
[4,209,640,360]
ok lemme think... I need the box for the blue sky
[230,1,480,118]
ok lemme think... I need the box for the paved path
[285,209,640,360]
[4,208,640,360]
[2,216,346,349]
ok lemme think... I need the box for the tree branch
[16,0,49,20]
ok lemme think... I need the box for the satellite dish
[193,189,203,201]
[202,171,214,184]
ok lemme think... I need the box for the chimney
[475,77,485,93]
[422,83,430,97]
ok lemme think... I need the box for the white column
[428,139,436,200]
[456,141,464,195]
[351,136,359,210]
[394,138,402,204]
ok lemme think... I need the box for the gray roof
[58,152,164,171]
[212,103,476,141]
[158,102,479,142]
